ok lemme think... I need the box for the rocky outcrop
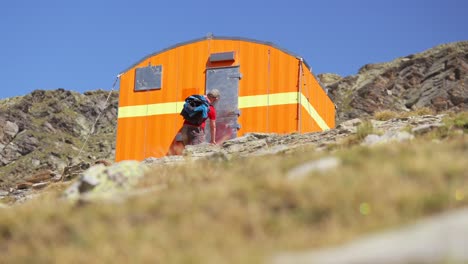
[319,41,468,123]
[144,114,446,165]
[0,89,118,190]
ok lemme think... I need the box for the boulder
[62,162,91,181]
[362,131,414,146]
[63,160,149,201]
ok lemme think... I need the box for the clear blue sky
[0,0,466,99]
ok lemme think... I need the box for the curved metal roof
[120,35,312,75]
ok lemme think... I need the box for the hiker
[181,89,220,146]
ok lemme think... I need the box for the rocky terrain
[0,41,466,192]
[0,89,118,190]
[319,41,468,123]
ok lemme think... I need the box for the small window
[209,52,235,62]
[135,65,162,91]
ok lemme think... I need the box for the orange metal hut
[115,36,335,161]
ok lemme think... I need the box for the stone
[362,131,414,146]
[3,121,19,139]
[317,73,343,86]
[32,182,49,190]
[43,122,56,133]
[412,124,444,135]
[271,208,468,264]
[183,143,222,158]
[226,139,268,155]
[336,118,363,131]
[431,96,449,111]
[0,143,21,165]
[51,174,63,182]
[448,85,467,106]
[63,160,149,201]
[17,136,39,155]
[25,169,55,183]
[142,156,186,166]
[252,144,290,156]
[62,162,91,181]
[362,134,382,146]
[287,157,341,180]
[16,182,33,190]
[222,134,259,146]
[94,159,112,166]
[31,159,40,166]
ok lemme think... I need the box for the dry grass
[355,120,375,140]
[0,114,467,263]
[374,110,399,121]
[407,107,436,116]
[374,107,436,121]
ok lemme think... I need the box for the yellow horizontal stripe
[238,92,298,108]
[118,92,329,130]
[118,102,184,118]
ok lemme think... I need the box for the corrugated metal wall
[299,62,336,132]
[116,38,335,161]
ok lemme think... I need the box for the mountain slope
[0,89,118,189]
[319,41,468,123]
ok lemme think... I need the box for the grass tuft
[374,107,436,121]
[374,110,399,121]
[408,107,435,116]
[444,111,468,132]
[355,120,374,140]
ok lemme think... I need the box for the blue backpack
[180,95,210,125]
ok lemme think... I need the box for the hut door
[205,66,241,144]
